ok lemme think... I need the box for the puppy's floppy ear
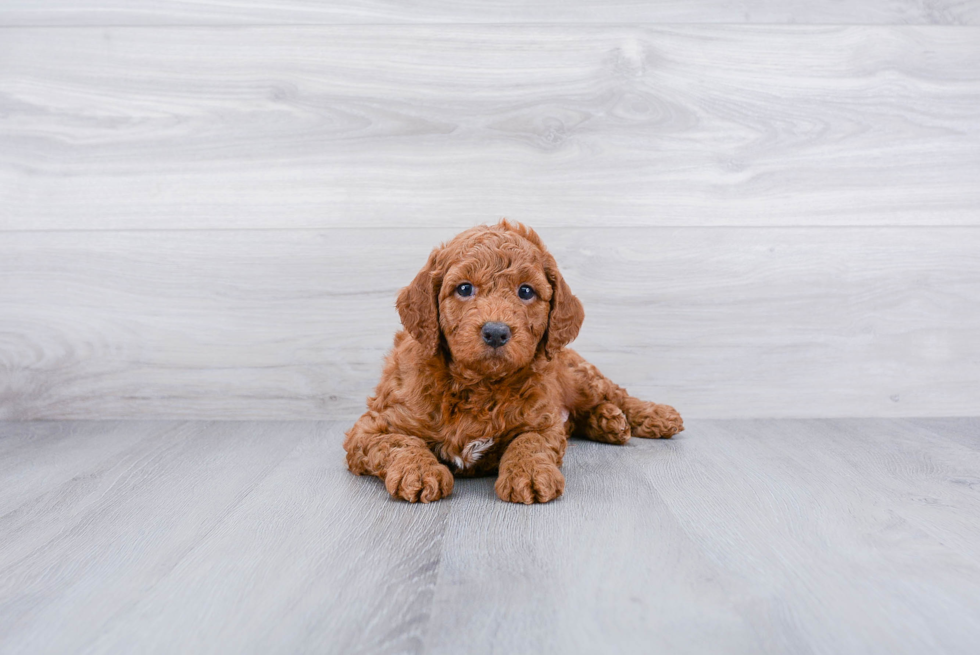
[543,254,584,359]
[396,249,443,359]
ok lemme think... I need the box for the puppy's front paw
[385,452,453,503]
[495,460,565,504]
[629,402,684,439]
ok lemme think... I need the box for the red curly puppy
[344,220,683,504]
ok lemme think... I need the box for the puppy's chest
[430,403,508,473]
[429,393,551,474]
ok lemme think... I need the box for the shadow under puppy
[344,220,683,504]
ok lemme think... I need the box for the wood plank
[2,419,979,653]
[906,416,980,448]
[0,419,79,457]
[51,422,450,655]
[0,420,176,519]
[422,437,762,654]
[640,419,980,654]
[0,421,313,653]
[1,1,978,26]
[2,26,978,230]
[821,418,980,561]
[1,226,977,419]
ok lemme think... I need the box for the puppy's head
[397,220,584,376]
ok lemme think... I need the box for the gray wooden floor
[1,418,978,654]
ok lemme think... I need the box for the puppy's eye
[518,284,536,300]
[456,282,474,297]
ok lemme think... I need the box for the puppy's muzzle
[481,322,511,349]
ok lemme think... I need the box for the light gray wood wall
[2,1,978,25]
[1,3,979,419]
[3,26,980,230]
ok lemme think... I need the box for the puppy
[344,220,683,504]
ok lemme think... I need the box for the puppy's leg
[578,402,632,445]
[564,351,683,440]
[495,429,566,504]
[344,413,453,503]
[620,396,684,439]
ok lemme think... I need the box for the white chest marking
[442,410,569,470]
[451,437,494,470]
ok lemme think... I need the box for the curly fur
[344,220,683,504]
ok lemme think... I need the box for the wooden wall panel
[2,26,978,231]
[2,10,978,419]
[2,1,978,26]
[2,227,977,419]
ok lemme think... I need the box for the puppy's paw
[385,452,454,503]
[629,402,684,439]
[584,402,632,445]
[495,460,565,504]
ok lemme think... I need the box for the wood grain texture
[1,0,979,25]
[0,421,314,654]
[2,227,978,420]
[2,26,978,230]
[640,418,980,654]
[422,435,760,654]
[909,416,980,448]
[2,418,979,654]
[79,422,450,655]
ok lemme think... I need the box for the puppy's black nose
[481,322,511,348]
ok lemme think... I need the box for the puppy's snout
[481,322,511,348]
